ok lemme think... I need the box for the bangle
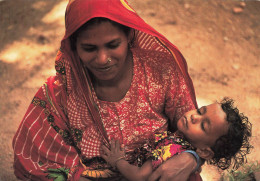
[183,150,200,173]
[113,156,125,169]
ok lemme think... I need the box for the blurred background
[0,0,259,180]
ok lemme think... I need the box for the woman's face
[177,103,229,149]
[76,21,130,82]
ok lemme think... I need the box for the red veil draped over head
[13,0,200,180]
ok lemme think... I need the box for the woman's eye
[83,47,96,52]
[197,109,202,115]
[108,42,120,49]
[81,45,97,52]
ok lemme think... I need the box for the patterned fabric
[126,131,201,181]
[126,131,192,169]
[13,78,83,180]
[151,131,193,170]
[13,0,198,180]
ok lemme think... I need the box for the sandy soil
[0,0,259,180]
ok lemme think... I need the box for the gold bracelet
[113,156,125,169]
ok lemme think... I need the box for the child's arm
[116,158,153,181]
[101,140,153,181]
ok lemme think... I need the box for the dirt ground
[0,0,259,180]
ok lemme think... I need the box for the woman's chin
[92,70,118,82]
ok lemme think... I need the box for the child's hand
[101,140,125,168]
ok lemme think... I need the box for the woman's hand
[101,140,125,168]
[148,152,197,181]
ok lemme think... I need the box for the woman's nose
[96,49,109,65]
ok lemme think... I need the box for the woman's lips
[94,65,113,72]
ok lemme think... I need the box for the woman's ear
[196,147,214,160]
[127,29,135,46]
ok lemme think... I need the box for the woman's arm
[116,158,153,181]
[101,140,153,181]
[160,56,199,180]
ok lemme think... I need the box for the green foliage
[46,167,70,181]
[221,161,260,181]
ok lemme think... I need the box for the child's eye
[197,109,202,115]
[201,122,206,131]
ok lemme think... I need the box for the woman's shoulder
[31,76,64,99]
[133,48,175,70]
[45,75,63,88]
[133,48,171,60]
[46,76,68,97]
[132,48,177,79]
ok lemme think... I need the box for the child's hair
[207,97,253,170]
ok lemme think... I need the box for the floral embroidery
[48,114,55,122]
[71,128,83,142]
[31,96,82,146]
[55,54,66,75]
[32,97,46,108]
[55,50,67,86]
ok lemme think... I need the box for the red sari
[13,0,199,180]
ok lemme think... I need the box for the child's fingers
[100,153,108,162]
[110,140,115,151]
[115,140,120,151]
[101,145,110,155]
[121,146,125,153]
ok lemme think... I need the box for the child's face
[177,103,229,150]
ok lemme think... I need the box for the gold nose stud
[107,58,112,64]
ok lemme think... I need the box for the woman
[13,0,200,180]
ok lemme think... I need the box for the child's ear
[196,147,214,160]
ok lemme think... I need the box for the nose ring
[107,58,112,64]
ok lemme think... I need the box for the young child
[101,98,252,181]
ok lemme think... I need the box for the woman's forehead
[77,22,126,42]
[79,21,126,37]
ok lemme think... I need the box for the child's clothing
[151,131,193,169]
[129,131,193,170]
[123,131,202,181]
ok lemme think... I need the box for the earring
[107,58,112,64]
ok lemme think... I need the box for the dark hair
[207,97,253,170]
[70,17,132,50]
